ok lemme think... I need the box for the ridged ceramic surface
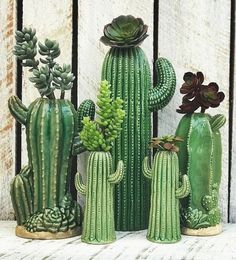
[102,47,176,231]
[143,151,190,243]
[175,113,226,229]
[75,152,124,244]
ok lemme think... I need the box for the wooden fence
[0,0,235,223]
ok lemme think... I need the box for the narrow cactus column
[101,15,176,231]
[75,152,124,244]
[143,151,190,243]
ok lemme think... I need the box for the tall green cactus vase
[143,136,190,243]
[101,15,176,231]
[175,71,225,236]
[8,28,95,239]
[75,152,124,244]
[76,80,125,244]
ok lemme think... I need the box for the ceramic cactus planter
[175,72,225,236]
[143,136,190,243]
[76,81,125,244]
[101,15,176,231]
[9,28,95,239]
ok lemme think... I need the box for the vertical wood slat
[229,0,236,222]
[21,0,73,166]
[0,0,17,220]
[76,0,154,207]
[157,0,231,222]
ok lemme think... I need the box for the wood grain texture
[76,0,154,206]
[230,4,236,223]
[0,221,236,259]
[0,0,17,220]
[21,0,73,165]
[157,0,231,222]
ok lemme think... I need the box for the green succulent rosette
[100,15,148,48]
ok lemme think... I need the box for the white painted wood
[157,0,231,222]
[230,8,236,222]
[21,0,73,165]
[0,0,17,220]
[0,221,236,259]
[77,0,154,206]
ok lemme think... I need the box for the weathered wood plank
[0,0,17,220]
[0,221,236,259]
[76,0,154,206]
[157,0,231,222]
[21,0,73,165]
[230,3,236,223]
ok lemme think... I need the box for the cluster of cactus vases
[8,16,226,243]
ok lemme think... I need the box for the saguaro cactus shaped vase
[175,72,226,236]
[76,81,125,244]
[143,136,190,243]
[9,28,95,239]
[101,15,176,231]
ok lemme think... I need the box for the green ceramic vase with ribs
[101,15,176,231]
[9,28,95,239]
[175,71,225,236]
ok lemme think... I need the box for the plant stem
[47,92,55,99]
[60,90,65,99]
[201,107,206,113]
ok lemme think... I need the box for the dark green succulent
[13,27,74,99]
[100,15,148,48]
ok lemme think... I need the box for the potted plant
[175,71,226,236]
[143,136,190,243]
[100,15,176,231]
[9,28,95,239]
[75,80,125,244]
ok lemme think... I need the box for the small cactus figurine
[143,136,190,243]
[9,28,95,239]
[101,15,176,231]
[75,80,125,244]
[175,72,226,236]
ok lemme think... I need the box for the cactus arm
[8,96,28,125]
[108,160,124,184]
[142,156,152,179]
[210,114,226,132]
[148,57,176,112]
[75,172,86,195]
[176,174,190,199]
[72,99,95,155]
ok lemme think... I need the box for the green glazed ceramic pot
[176,113,226,236]
[9,96,95,239]
[75,151,124,244]
[143,151,190,243]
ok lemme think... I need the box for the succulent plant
[13,27,74,99]
[80,80,125,152]
[149,135,183,152]
[176,71,226,235]
[101,15,176,231]
[177,71,225,114]
[100,15,148,48]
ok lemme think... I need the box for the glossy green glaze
[143,151,190,243]
[75,152,124,244]
[101,45,176,232]
[8,96,95,233]
[175,113,226,229]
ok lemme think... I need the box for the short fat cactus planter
[143,136,190,243]
[101,15,176,231]
[175,72,226,236]
[75,81,125,244]
[9,28,95,239]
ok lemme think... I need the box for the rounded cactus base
[182,224,222,236]
[15,225,81,240]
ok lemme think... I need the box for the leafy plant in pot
[175,71,226,236]
[9,28,95,239]
[75,80,125,244]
